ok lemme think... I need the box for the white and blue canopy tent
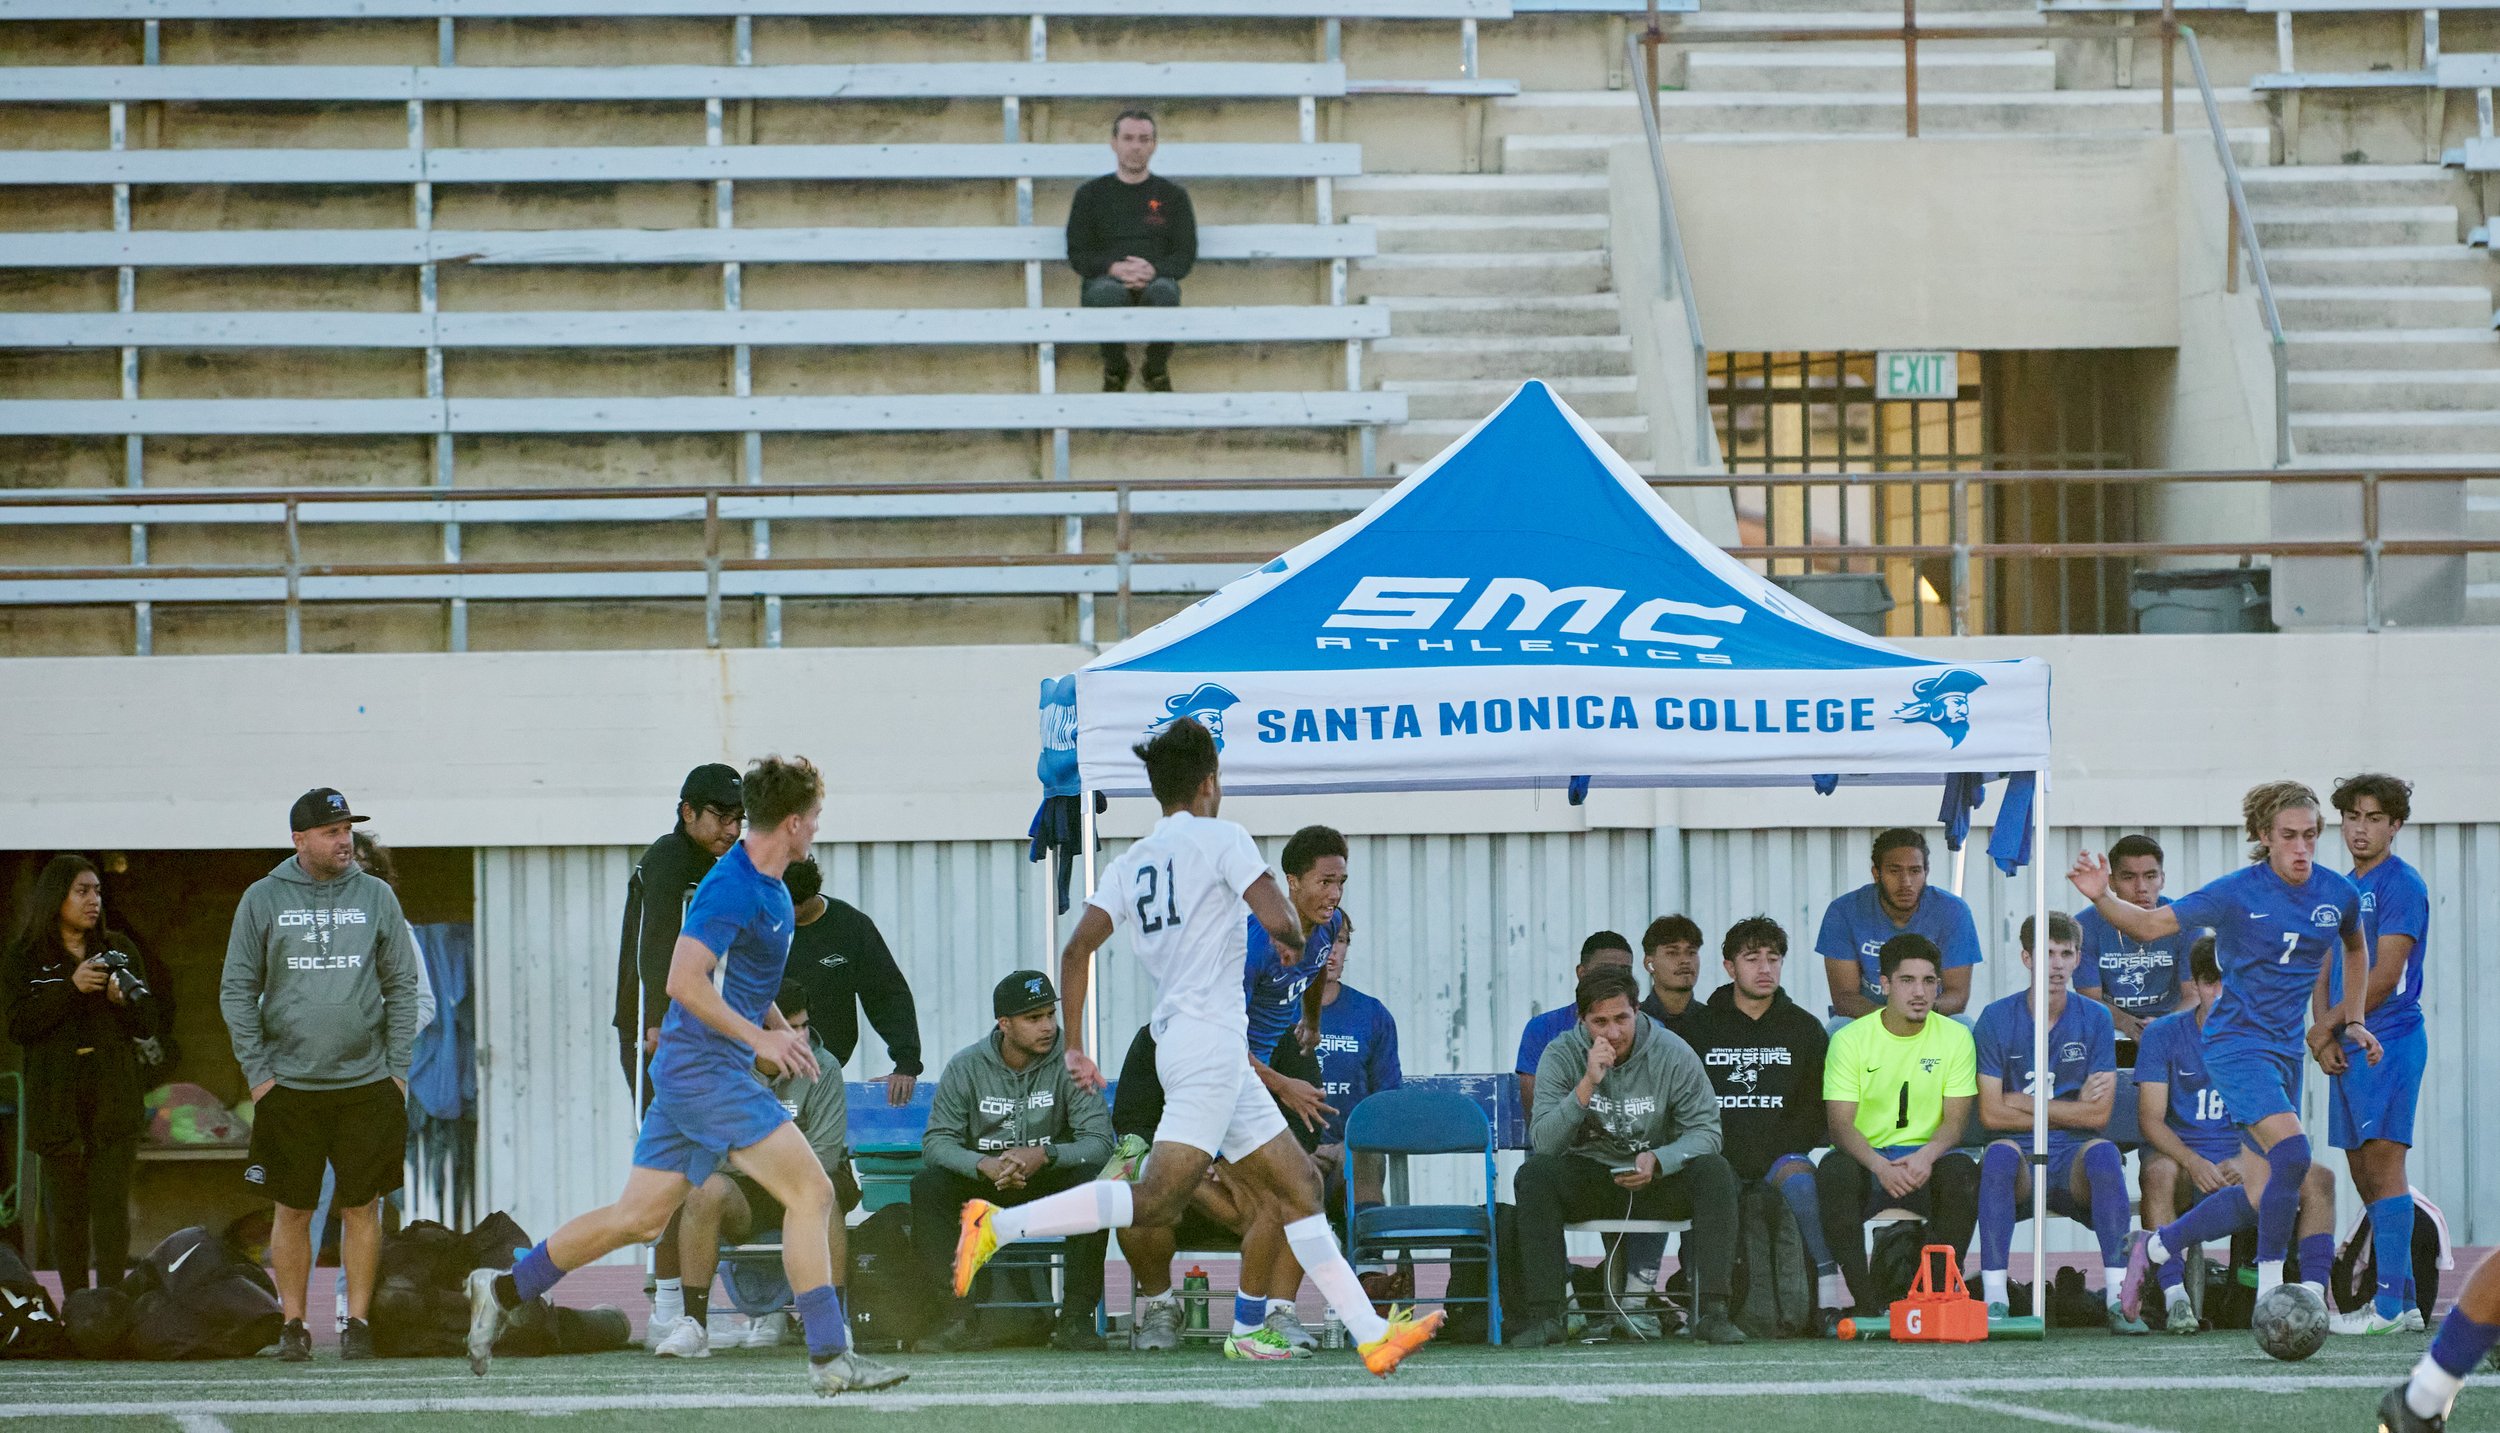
[1064,380,2063,1289]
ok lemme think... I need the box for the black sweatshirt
[1680,984,1830,1182]
[612,827,720,1043]
[4,929,154,1156]
[1065,173,1197,283]
[783,897,923,1077]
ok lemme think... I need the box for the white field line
[1924,1389,2179,1433]
[0,1373,2399,1419]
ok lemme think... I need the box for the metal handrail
[2181,25,2292,468]
[1625,30,1713,469]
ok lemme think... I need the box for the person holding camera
[4,854,156,1292]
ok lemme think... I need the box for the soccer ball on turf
[2252,1284,2329,1362]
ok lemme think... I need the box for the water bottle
[1182,1266,1211,1331]
[1322,1308,1347,1349]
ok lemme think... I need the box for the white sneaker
[1132,1294,1181,1352]
[743,1312,789,1348]
[707,1312,745,1345]
[809,1348,908,1396]
[2403,1307,2429,1333]
[2329,1305,2408,1337]
[653,1317,710,1358]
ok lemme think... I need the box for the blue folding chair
[1343,1086,1501,1345]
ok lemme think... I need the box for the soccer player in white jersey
[951,717,1442,1376]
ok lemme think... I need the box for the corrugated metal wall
[474,821,2499,1255]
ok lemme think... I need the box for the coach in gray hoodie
[1514,964,1745,1348]
[911,969,1113,1353]
[221,787,422,1362]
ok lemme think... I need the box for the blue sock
[2432,1307,2500,1378]
[1772,1161,1837,1274]
[796,1284,847,1360]
[2160,1185,2255,1254]
[2256,1136,2310,1263]
[2299,1231,2333,1287]
[2371,1193,2417,1319]
[1233,1293,1268,1335]
[511,1242,562,1305]
[2084,1142,2130,1267]
[1978,1142,2020,1274]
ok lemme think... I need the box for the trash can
[2129,567,2272,634]
[1769,572,1894,637]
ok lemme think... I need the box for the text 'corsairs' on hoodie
[221,856,422,1093]
[1529,1012,1722,1175]
[1682,983,1831,1182]
[920,1026,1114,1179]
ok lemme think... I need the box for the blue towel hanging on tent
[1990,772,2038,875]
[1938,771,1988,851]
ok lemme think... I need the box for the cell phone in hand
[1609,1164,1639,1176]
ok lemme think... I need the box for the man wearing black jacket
[610,761,742,1345]
[778,858,923,1107]
[1679,916,1847,1314]
[1066,109,1197,393]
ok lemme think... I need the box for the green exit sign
[1875,350,1959,402]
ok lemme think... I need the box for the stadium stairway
[1343,173,1651,473]
[2249,162,2500,617]
[1482,0,2272,170]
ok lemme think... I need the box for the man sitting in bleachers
[1068,109,1197,393]
[910,970,1113,1353]
[666,980,851,1357]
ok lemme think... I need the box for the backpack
[1868,1220,1928,1309]
[2331,1193,2447,1321]
[64,1285,135,1359]
[369,1212,549,1359]
[0,1242,69,1359]
[124,1226,283,1360]
[1733,1178,1814,1338]
[845,1203,932,1351]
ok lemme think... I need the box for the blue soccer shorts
[632,1074,789,1186]
[2330,1025,2427,1150]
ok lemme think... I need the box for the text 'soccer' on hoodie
[919,1028,1114,1180]
[221,857,423,1092]
[1528,1013,1723,1175]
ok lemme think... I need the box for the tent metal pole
[2031,766,2051,1302]
[1951,843,1968,898]
[1080,789,1100,1061]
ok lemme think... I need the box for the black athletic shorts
[245,1078,406,1211]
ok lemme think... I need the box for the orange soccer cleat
[1357,1305,1445,1377]
[951,1198,1000,1300]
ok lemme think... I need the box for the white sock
[2143,1231,2172,1266]
[1283,1214,1388,1345]
[653,1278,683,1327]
[2410,1353,2465,1419]
[1982,1270,2009,1307]
[1139,1289,1177,1308]
[2255,1260,2283,1300]
[2104,1267,2127,1308]
[990,1179,1132,1244]
[336,1286,350,1324]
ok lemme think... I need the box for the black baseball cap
[289,788,369,833]
[680,762,742,812]
[994,970,1057,1019]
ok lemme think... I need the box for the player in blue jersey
[2133,935,2337,1333]
[2327,773,2432,1336]
[1971,913,2136,1330]
[461,757,905,1396]
[2084,780,2382,1318]
[1816,828,1984,1019]
[2074,834,2196,1041]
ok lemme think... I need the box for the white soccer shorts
[1152,1017,1288,1162]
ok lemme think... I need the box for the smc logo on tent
[1317,576,1744,653]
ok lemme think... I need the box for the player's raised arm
[1243,871,1305,962]
[2069,851,2182,943]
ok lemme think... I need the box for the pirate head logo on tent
[1893,668,1986,748]
[1151,682,1242,749]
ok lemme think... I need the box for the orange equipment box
[1888,1244,1989,1343]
